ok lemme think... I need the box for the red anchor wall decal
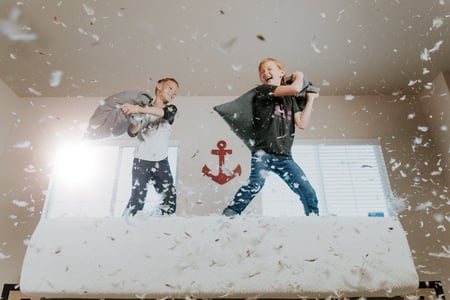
[202,140,241,185]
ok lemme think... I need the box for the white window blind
[262,141,393,217]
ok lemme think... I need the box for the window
[43,140,178,218]
[262,140,394,217]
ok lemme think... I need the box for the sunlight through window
[52,143,99,187]
[44,141,178,218]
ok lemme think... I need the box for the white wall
[0,80,22,287]
[0,79,449,297]
[0,80,19,162]
[419,71,450,185]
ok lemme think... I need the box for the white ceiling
[1,0,449,98]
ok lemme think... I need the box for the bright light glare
[52,143,98,187]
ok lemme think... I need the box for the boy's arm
[122,103,164,118]
[122,103,164,137]
[273,71,304,97]
[123,104,177,136]
[294,92,318,129]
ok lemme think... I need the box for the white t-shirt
[130,104,177,162]
[134,118,172,161]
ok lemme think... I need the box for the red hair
[258,58,287,85]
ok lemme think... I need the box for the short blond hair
[155,77,179,96]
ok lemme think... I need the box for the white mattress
[20,216,419,298]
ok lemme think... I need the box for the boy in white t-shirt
[121,78,179,216]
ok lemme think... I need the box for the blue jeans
[223,150,319,216]
[124,158,176,216]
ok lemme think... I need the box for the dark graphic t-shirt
[252,85,301,159]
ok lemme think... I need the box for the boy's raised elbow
[293,86,302,94]
[291,82,304,94]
